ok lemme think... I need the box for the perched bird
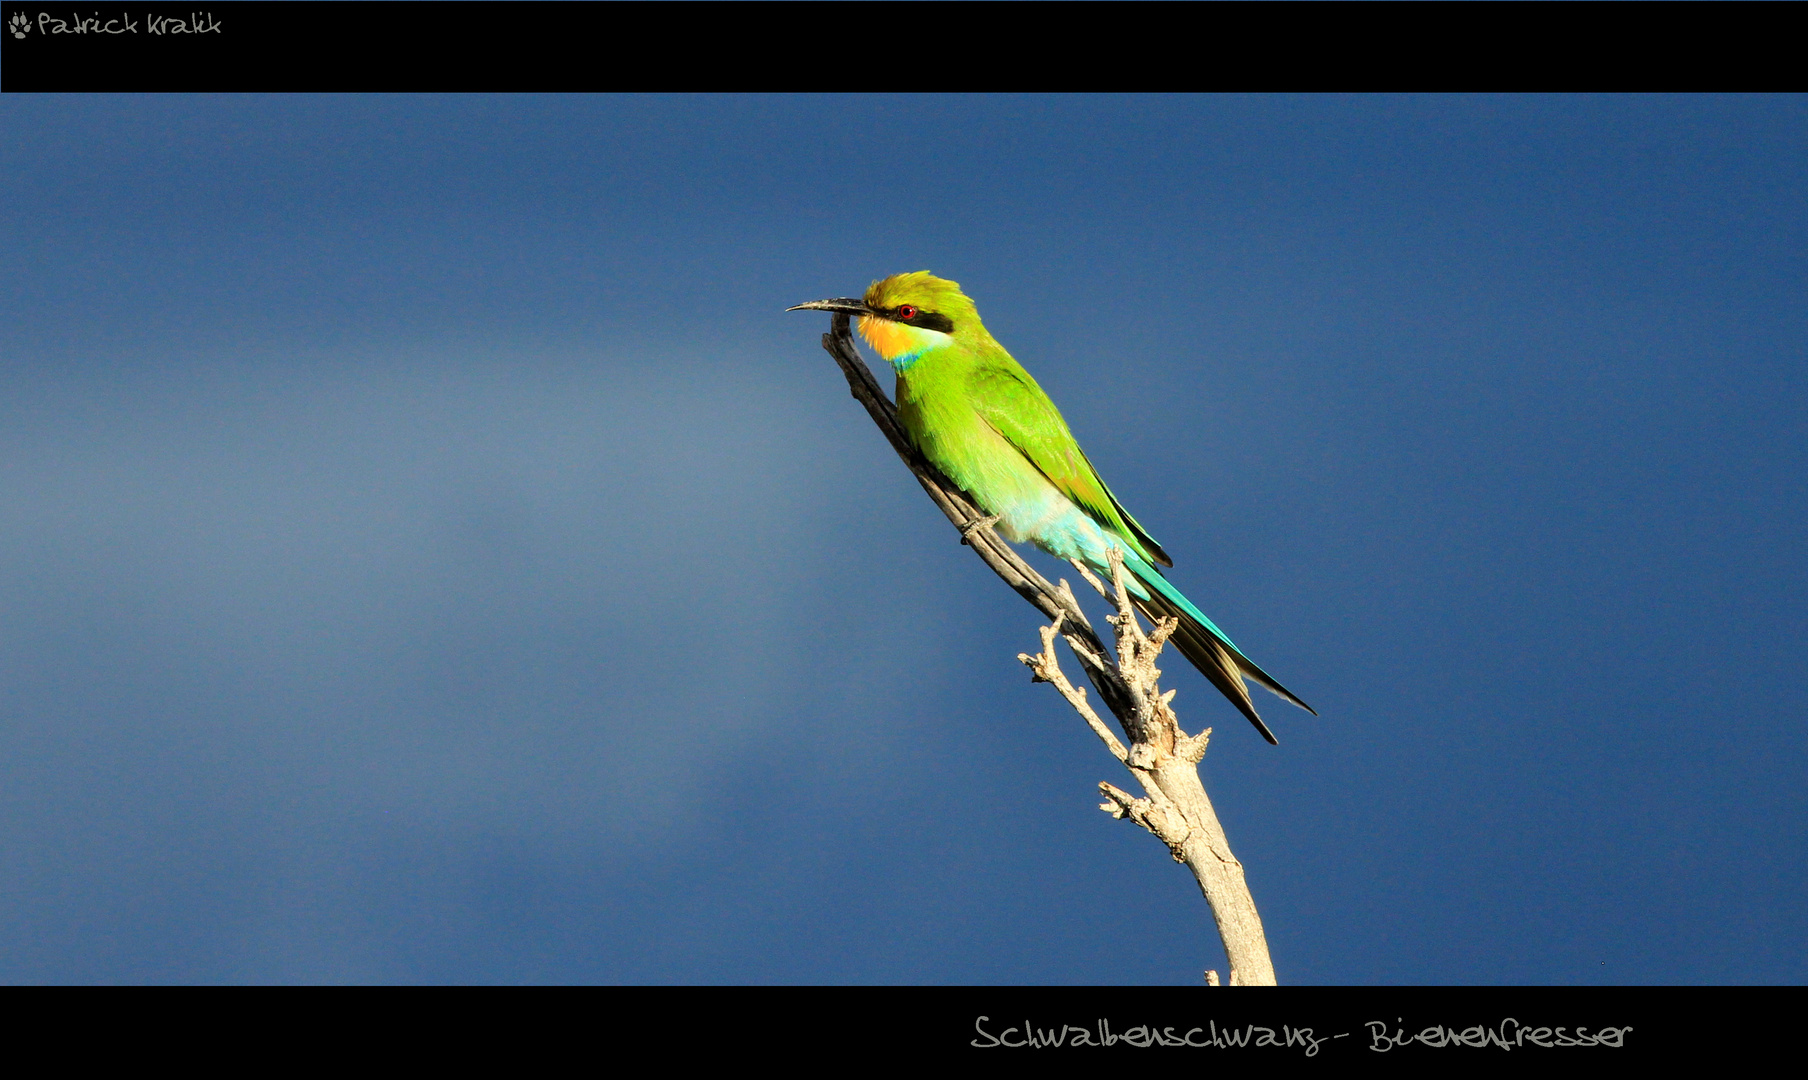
[791,271,1314,743]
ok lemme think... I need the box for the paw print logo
[7,13,28,38]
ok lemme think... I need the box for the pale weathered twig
[812,315,1276,986]
[1031,549,1278,986]
[1068,558,1109,600]
[1018,611,1128,764]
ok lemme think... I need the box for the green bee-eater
[791,271,1314,744]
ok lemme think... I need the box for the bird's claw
[959,514,1002,546]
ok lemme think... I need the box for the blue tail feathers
[1116,548,1318,742]
[1122,551,1240,652]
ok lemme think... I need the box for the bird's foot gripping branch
[809,313,1277,986]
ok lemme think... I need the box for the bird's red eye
[897,305,918,320]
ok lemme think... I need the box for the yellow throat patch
[858,316,948,362]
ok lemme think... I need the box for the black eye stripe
[884,306,955,334]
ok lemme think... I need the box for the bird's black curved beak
[786,297,873,316]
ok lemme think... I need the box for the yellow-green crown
[863,271,980,329]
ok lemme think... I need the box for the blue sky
[1,95,1803,983]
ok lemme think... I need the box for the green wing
[966,362,1173,568]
